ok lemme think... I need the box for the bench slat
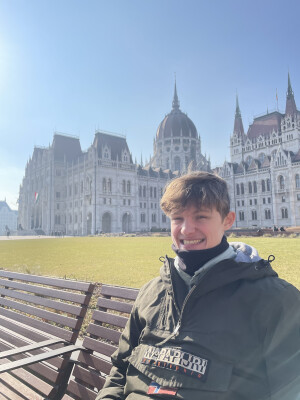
[0,278,88,304]
[0,287,84,316]
[0,270,93,292]
[92,309,128,328]
[97,297,133,314]
[101,284,139,300]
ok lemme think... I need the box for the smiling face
[170,204,235,251]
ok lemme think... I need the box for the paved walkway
[0,235,59,240]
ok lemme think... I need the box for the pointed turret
[233,95,245,138]
[172,80,180,110]
[285,72,297,115]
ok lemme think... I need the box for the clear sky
[1,0,300,210]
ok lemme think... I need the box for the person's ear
[223,211,235,230]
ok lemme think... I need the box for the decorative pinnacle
[172,79,180,110]
[235,94,241,117]
[287,72,294,97]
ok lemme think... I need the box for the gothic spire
[233,94,244,138]
[235,94,241,117]
[285,72,297,115]
[172,80,180,110]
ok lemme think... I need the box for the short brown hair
[160,172,230,219]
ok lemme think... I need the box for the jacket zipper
[157,262,211,346]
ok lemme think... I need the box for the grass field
[0,236,299,289]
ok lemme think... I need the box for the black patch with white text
[141,345,209,381]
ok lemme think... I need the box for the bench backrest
[62,284,139,400]
[0,269,94,400]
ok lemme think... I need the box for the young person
[97,172,300,399]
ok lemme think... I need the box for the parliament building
[218,74,300,228]
[18,84,210,235]
[18,75,300,235]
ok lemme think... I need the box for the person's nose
[181,218,196,235]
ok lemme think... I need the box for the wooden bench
[62,284,139,400]
[0,270,95,400]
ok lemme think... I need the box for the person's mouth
[180,239,205,245]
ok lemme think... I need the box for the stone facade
[218,74,300,228]
[18,86,209,235]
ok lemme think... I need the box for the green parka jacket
[97,255,300,400]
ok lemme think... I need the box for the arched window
[295,174,300,189]
[236,184,240,195]
[279,175,285,190]
[261,180,266,192]
[107,179,112,193]
[281,208,288,219]
[102,178,107,193]
[174,156,181,171]
[253,181,257,193]
[248,182,252,194]
[127,181,131,194]
[241,183,244,195]
[265,209,271,219]
[246,155,252,166]
[258,153,265,164]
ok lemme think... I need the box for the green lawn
[0,236,299,289]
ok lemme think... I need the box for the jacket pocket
[128,343,233,392]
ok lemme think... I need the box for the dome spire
[172,79,180,110]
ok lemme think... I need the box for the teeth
[183,239,204,245]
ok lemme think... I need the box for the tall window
[127,181,131,194]
[239,211,245,221]
[152,214,156,223]
[248,182,252,194]
[281,208,288,219]
[241,183,244,195]
[265,209,271,219]
[140,213,146,223]
[174,156,181,171]
[236,184,240,195]
[122,180,126,194]
[253,181,257,193]
[267,178,271,191]
[261,180,266,192]
[279,175,285,190]
[296,174,300,189]
[139,185,142,197]
[143,186,146,197]
[107,179,112,193]
[251,210,257,220]
[102,178,107,193]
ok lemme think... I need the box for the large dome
[156,84,198,140]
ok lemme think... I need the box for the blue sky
[1,0,300,209]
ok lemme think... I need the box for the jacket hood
[160,252,278,298]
